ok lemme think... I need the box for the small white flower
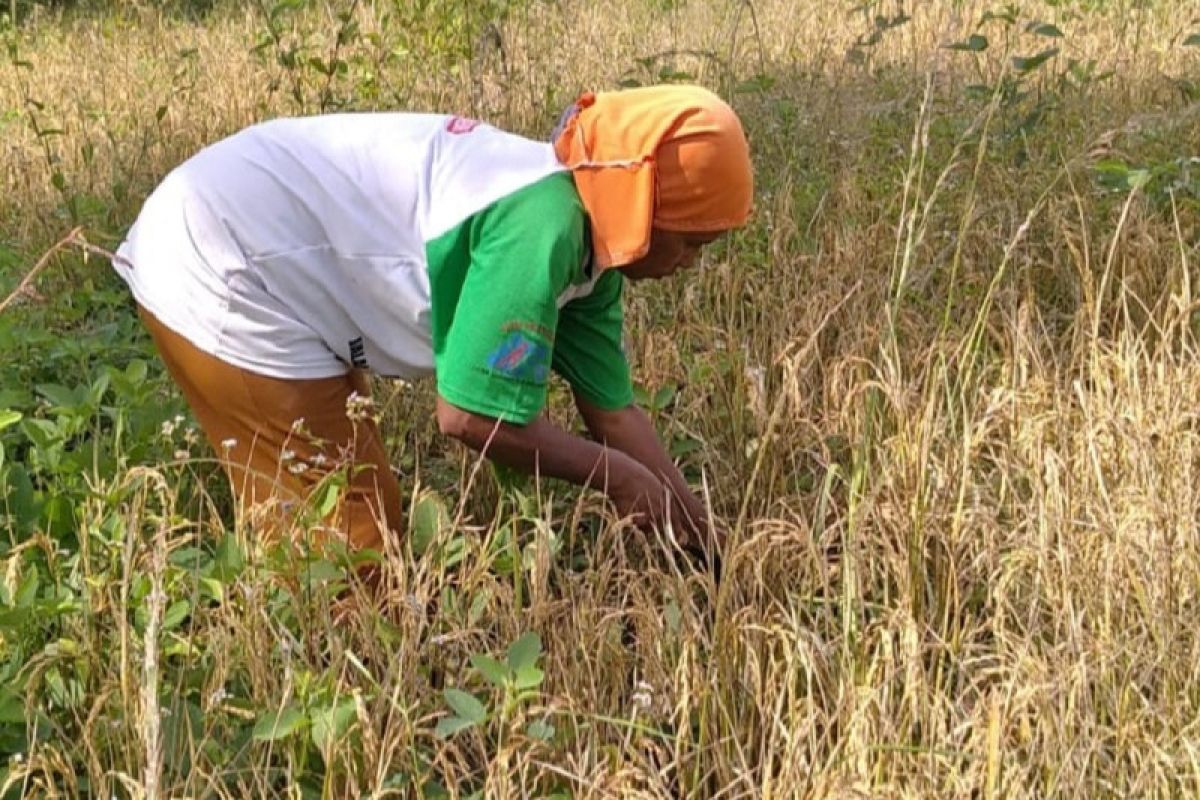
[221,438,238,451]
[287,461,308,475]
[312,453,328,467]
[345,390,376,421]
[173,414,185,424]
[290,417,306,432]
[160,420,176,438]
[280,449,296,462]
[208,686,228,706]
[174,449,190,460]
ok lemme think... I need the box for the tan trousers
[139,306,402,552]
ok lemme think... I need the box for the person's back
[115,113,568,380]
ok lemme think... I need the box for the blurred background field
[2,0,1200,797]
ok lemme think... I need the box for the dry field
[2,0,1200,797]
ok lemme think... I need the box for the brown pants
[140,306,402,551]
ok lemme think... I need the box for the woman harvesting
[112,84,754,559]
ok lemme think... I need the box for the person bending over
[112,84,754,559]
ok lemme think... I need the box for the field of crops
[2,0,1200,797]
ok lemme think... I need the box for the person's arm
[571,393,715,548]
[435,394,669,526]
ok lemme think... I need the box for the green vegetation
[2,0,1200,796]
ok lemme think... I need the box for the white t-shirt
[115,113,565,380]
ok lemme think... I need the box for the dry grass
[2,0,1200,797]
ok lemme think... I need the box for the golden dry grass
[2,0,1200,797]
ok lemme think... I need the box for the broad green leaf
[22,418,62,450]
[0,606,31,629]
[252,704,307,741]
[1094,159,1151,192]
[443,689,487,724]
[1184,33,1200,47]
[308,476,342,519]
[41,496,75,538]
[1125,169,1152,190]
[199,577,224,603]
[470,654,510,687]
[35,383,78,409]
[442,536,468,568]
[513,665,544,690]
[0,410,20,433]
[45,638,80,658]
[211,533,245,582]
[15,569,39,608]
[0,387,30,410]
[526,719,555,741]
[410,492,449,556]
[1012,47,1059,72]
[300,558,343,586]
[632,383,651,407]
[310,698,357,752]
[163,634,198,658]
[468,587,491,625]
[945,34,988,52]
[161,600,190,631]
[0,690,24,724]
[125,359,148,385]
[506,631,542,672]
[1027,22,1064,38]
[162,599,192,633]
[434,715,476,738]
[87,371,110,406]
[652,385,676,410]
[669,435,703,458]
[1094,158,1131,177]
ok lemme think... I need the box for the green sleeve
[434,174,585,424]
[552,269,635,410]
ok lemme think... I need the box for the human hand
[672,489,727,575]
[669,488,719,550]
[608,462,671,531]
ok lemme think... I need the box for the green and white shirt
[114,113,633,423]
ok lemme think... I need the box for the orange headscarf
[552,84,753,269]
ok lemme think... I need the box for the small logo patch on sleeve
[446,116,482,134]
[486,331,549,383]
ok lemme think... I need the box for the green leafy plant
[436,631,554,743]
[942,5,1076,139]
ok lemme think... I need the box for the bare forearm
[436,396,648,493]
[578,401,692,498]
